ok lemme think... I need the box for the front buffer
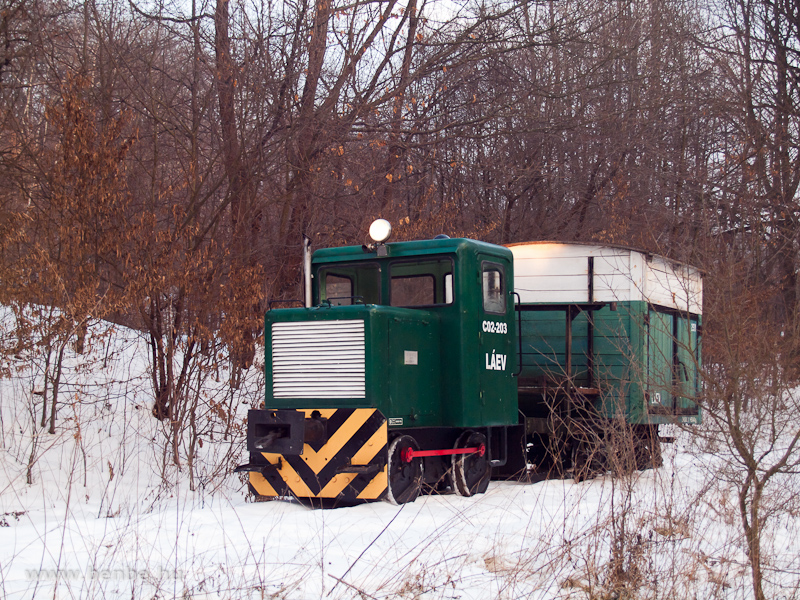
[236,408,389,502]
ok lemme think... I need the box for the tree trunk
[48,342,66,434]
[740,478,767,600]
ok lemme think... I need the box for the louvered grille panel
[272,320,365,398]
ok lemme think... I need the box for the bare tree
[714,0,800,333]
[696,248,800,600]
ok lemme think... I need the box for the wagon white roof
[507,241,703,314]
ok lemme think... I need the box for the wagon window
[482,263,505,314]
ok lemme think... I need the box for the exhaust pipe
[303,235,312,307]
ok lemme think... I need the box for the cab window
[482,262,505,313]
[319,264,380,305]
[390,258,454,307]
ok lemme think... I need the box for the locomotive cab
[237,228,522,504]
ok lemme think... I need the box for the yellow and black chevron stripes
[249,408,388,502]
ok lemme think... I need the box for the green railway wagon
[509,242,702,473]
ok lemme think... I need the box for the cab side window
[319,264,380,305]
[391,275,435,306]
[482,263,505,314]
[324,274,353,305]
[390,258,454,307]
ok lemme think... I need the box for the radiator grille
[271,320,365,398]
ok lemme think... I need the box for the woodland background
[1,0,800,597]
[2,0,799,394]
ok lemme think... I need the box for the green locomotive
[236,221,702,503]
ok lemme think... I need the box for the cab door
[476,258,516,426]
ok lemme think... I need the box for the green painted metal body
[264,238,518,430]
[518,301,701,425]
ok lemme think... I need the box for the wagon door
[646,307,701,415]
[646,308,674,410]
[675,313,701,415]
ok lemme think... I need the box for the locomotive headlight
[369,219,392,243]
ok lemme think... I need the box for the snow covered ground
[1,318,799,599]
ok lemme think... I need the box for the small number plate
[404,350,418,365]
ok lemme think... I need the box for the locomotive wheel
[451,431,490,497]
[386,435,423,505]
